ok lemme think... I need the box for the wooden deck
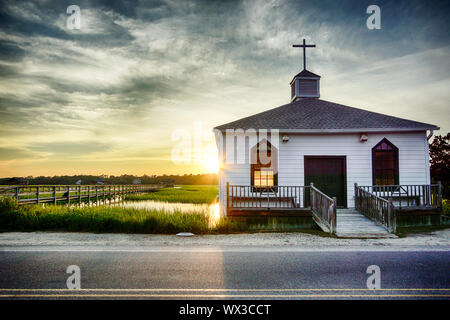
[227,183,442,237]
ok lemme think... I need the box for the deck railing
[226,184,310,209]
[357,183,442,209]
[309,183,336,234]
[226,183,336,234]
[0,185,163,205]
[355,184,396,233]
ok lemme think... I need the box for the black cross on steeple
[293,39,316,70]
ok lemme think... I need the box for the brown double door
[304,156,347,208]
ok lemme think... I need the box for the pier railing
[0,185,163,205]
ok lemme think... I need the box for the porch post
[388,199,396,233]
[332,196,337,234]
[226,182,229,216]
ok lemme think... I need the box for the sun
[203,156,219,173]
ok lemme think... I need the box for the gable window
[251,140,278,191]
[372,138,399,186]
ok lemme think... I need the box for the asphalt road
[0,246,449,299]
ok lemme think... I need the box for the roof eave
[213,127,439,133]
[290,77,320,85]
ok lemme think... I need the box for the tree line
[0,173,218,186]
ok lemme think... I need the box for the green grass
[124,185,218,204]
[0,197,245,234]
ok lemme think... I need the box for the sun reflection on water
[208,202,221,227]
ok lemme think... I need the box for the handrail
[359,188,390,204]
[355,183,396,233]
[309,183,336,234]
[310,184,333,202]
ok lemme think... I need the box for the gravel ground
[0,229,449,248]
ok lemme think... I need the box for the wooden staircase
[336,209,397,238]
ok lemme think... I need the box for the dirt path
[0,229,449,248]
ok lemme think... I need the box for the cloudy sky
[0,0,449,177]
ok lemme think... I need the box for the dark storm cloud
[1,0,448,64]
[0,0,134,47]
[0,0,448,100]
[0,39,26,61]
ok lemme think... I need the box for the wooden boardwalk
[0,184,164,205]
[336,209,397,238]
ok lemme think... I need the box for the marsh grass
[124,185,218,204]
[0,197,244,234]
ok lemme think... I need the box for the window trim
[372,138,399,186]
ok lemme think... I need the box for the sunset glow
[203,157,220,174]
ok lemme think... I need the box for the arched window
[251,139,278,190]
[372,138,399,186]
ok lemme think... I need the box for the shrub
[443,199,449,216]
[0,197,18,212]
[0,197,20,230]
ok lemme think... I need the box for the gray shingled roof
[214,98,439,132]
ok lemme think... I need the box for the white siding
[216,131,430,214]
